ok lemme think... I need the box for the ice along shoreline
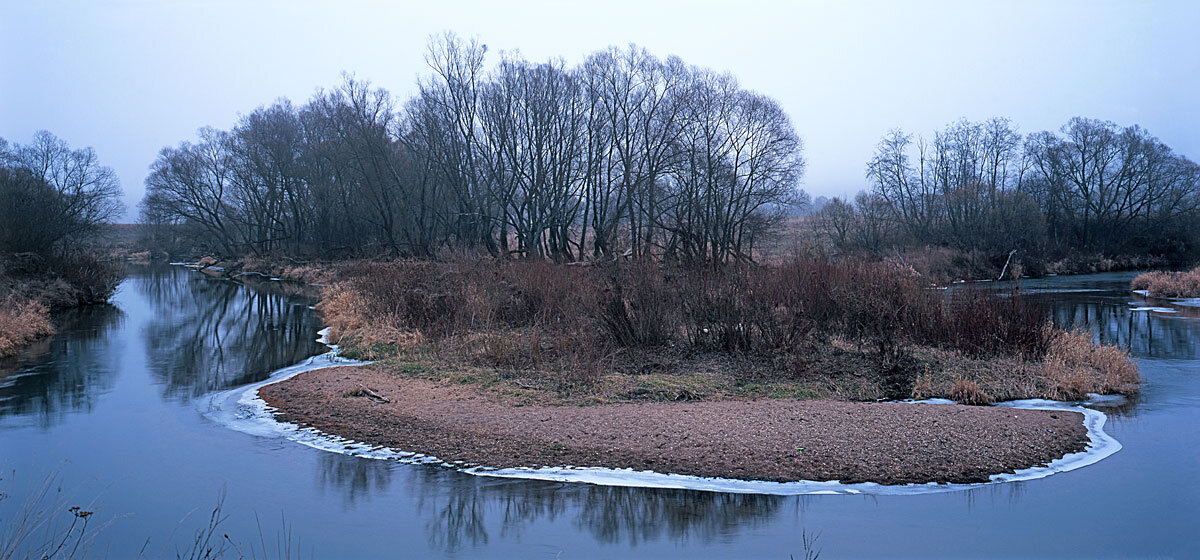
[200,328,1122,496]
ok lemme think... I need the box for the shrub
[1044,329,1140,399]
[0,296,54,357]
[925,288,1052,359]
[948,377,994,406]
[1131,266,1200,298]
[320,255,1137,401]
[45,253,123,305]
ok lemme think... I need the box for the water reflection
[306,460,792,553]
[0,304,124,428]
[1047,293,1200,361]
[135,266,325,399]
[317,452,395,508]
[575,485,785,545]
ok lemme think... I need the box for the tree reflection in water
[1046,290,1200,362]
[574,485,786,546]
[317,452,395,508]
[312,457,794,554]
[0,303,124,428]
[136,266,325,399]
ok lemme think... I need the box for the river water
[2,266,1197,558]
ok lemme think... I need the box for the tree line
[818,117,1200,265]
[0,132,124,255]
[141,33,807,263]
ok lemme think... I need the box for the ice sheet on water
[1129,305,1178,313]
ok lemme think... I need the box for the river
[2,265,1197,558]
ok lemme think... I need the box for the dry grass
[1131,266,1200,298]
[0,296,54,358]
[314,256,1141,405]
[1043,329,1141,400]
[0,252,122,357]
[948,377,995,406]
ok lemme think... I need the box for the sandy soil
[259,365,1090,485]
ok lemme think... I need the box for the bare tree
[6,131,123,250]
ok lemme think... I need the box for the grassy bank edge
[331,329,1138,408]
[1132,266,1200,299]
[169,256,1142,406]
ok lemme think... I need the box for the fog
[2,0,1197,219]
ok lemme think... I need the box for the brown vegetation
[1131,266,1200,298]
[318,256,1139,405]
[948,377,994,406]
[0,296,54,358]
[0,253,123,357]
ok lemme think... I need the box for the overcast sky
[2,0,1197,220]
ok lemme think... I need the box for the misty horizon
[2,0,1197,221]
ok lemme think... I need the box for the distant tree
[815,196,855,250]
[0,131,123,254]
[140,35,807,263]
[1023,117,1200,254]
[810,195,830,214]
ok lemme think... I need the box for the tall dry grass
[1042,328,1141,400]
[1131,266,1200,298]
[0,297,54,358]
[0,251,123,357]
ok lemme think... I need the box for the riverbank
[1132,266,1200,298]
[0,253,123,358]
[259,364,1088,485]
[190,257,1138,484]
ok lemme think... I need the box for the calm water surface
[2,266,1197,558]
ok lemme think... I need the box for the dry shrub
[324,255,1056,362]
[317,282,372,341]
[910,367,935,400]
[0,297,55,357]
[1131,266,1200,298]
[927,288,1052,359]
[948,376,994,406]
[1048,253,1169,276]
[45,253,123,305]
[317,255,1140,400]
[1044,329,1140,400]
[598,260,678,347]
[892,246,995,284]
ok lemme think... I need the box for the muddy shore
[259,365,1090,485]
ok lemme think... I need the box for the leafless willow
[141,34,807,264]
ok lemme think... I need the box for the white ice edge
[1129,305,1178,313]
[1131,289,1200,309]
[202,330,1124,496]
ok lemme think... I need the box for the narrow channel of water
[2,266,1197,557]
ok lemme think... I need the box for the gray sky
[2,0,1197,220]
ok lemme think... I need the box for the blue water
[2,267,1197,558]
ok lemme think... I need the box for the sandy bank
[258,365,1090,485]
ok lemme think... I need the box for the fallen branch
[997,249,1017,281]
[357,383,390,403]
